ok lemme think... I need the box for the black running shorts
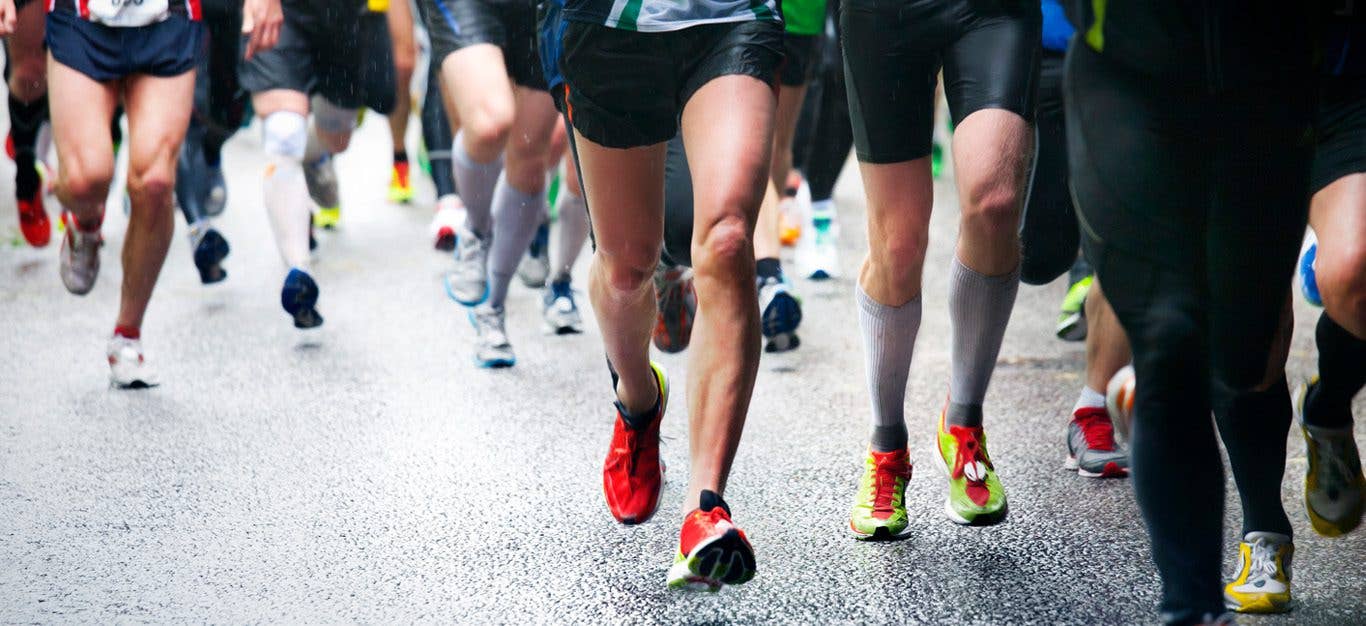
[1312,74,1366,195]
[46,10,204,82]
[419,0,546,90]
[842,0,1039,163]
[779,33,818,86]
[238,6,396,114]
[560,19,783,149]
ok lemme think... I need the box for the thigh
[840,0,940,164]
[46,53,120,180]
[124,70,197,176]
[681,73,776,238]
[942,2,1040,126]
[573,130,667,265]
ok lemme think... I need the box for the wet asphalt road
[2,113,1364,625]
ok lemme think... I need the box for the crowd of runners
[3,0,1364,624]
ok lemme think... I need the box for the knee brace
[261,111,307,161]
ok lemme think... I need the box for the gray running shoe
[1064,406,1130,478]
[444,226,490,306]
[542,278,584,335]
[517,222,550,288]
[304,153,340,211]
[469,305,515,368]
[59,212,102,295]
[652,263,695,353]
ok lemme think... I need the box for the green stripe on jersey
[617,0,643,30]
[1085,0,1106,51]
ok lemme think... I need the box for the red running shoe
[17,188,50,247]
[603,362,668,524]
[667,489,756,591]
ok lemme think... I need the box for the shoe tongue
[1245,531,1289,545]
[698,489,730,516]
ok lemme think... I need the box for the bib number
[87,0,171,27]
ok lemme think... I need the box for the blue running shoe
[192,226,230,285]
[1300,243,1322,307]
[281,268,324,329]
[758,276,802,340]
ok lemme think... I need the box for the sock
[393,150,408,165]
[811,199,834,219]
[1306,313,1366,429]
[615,392,661,430]
[858,285,922,452]
[8,93,47,199]
[263,155,312,270]
[1215,378,1294,537]
[551,190,590,281]
[756,257,783,281]
[451,130,503,235]
[1074,386,1106,414]
[946,257,1020,428]
[203,130,227,167]
[486,173,548,309]
[113,325,140,339]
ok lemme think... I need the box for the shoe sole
[849,521,912,541]
[283,275,324,330]
[1225,592,1294,614]
[666,528,756,591]
[764,332,800,353]
[933,442,1008,526]
[1063,455,1129,478]
[1055,312,1086,341]
[111,378,159,390]
[807,269,833,280]
[543,321,584,336]
[761,290,802,337]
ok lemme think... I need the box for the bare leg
[386,1,416,156]
[48,55,119,228]
[1085,281,1132,393]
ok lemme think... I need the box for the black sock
[110,110,123,147]
[615,393,660,431]
[8,93,46,199]
[1306,314,1366,429]
[394,150,408,165]
[203,131,228,167]
[756,257,783,281]
[1215,378,1294,537]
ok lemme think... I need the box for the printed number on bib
[87,0,171,27]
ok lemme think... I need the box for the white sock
[1074,386,1106,414]
[551,190,589,282]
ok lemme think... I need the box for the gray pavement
[2,115,1364,625]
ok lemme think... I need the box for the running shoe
[444,226,490,306]
[59,211,102,295]
[517,222,551,288]
[1064,406,1129,478]
[542,278,584,335]
[388,160,414,203]
[17,187,50,247]
[778,198,802,247]
[190,225,230,285]
[849,448,913,540]
[1056,274,1092,341]
[430,195,464,252]
[1224,531,1293,614]
[305,154,341,229]
[469,304,515,368]
[796,202,840,280]
[653,264,696,353]
[934,408,1008,525]
[604,362,668,524]
[667,489,756,591]
[1106,365,1137,445]
[1297,379,1364,537]
[107,334,158,389]
[1299,242,1322,308]
[281,268,324,329]
[758,275,802,352]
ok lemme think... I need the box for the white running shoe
[542,278,584,335]
[430,195,465,252]
[796,200,840,280]
[445,225,490,306]
[470,304,515,368]
[107,335,158,389]
[59,211,102,295]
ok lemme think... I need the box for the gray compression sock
[946,256,1020,428]
[486,173,548,309]
[858,285,922,452]
[451,130,503,235]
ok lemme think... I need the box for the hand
[241,0,282,61]
[0,0,17,37]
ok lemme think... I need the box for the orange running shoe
[778,198,802,246]
[667,490,756,591]
[602,363,668,524]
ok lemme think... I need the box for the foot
[935,409,1008,525]
[107,334,158,389]
[1064,406,1129,478]
[1056,274,1092,342]
[603,362,667,524]
[313,206,341,230]
[281,268,324,329]
[444,226,490,306]
[469,304,515,368]
[758,275,803,342]
[1298,380,1364,537]
[304,154,340,220]
[388,161,414,204]
[430,195,464,252]
[1106,365,1136,445]
[1224,532,1293,614]
[652,264,696,354]
[59,211,102,295]
[849,448,913,540]
[796,203,840,280]
[190,226,230,285]
[17,188,50,247]
[542,278,584,335]
[517,222,551,289]
[667,490,756,591]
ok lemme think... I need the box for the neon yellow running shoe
[1224,532,1293,614]
[849,447,913,540]
[1056,274,1093,341]
[313,206,341,229]
[935,409,1008,525]
[388,161,414,204]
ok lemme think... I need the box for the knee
[262,111,307,162]
[127,159,175,206]
[8,60,46,101]
[463,101,514,154]
[693,214,753,278]
[867,229,929,288]
[505,146,549,194]
[59,153,114,204]
[597,244,659,295]
[961,182,1024,238]
[1317,240,1366,327]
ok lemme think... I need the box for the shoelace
[1245,537,1282,583]
[1074,408,1117,451]
[949,426,993,482]
[871,455,911,513]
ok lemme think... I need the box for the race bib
[86,0,171,27]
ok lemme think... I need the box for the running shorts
[559,19,783,148]
[45,10,204,81]
[239,6,396,114]
[779,33,818,86]
[842,0,1039,163]
[420,0,546,90]
[1312,74,1366,195]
